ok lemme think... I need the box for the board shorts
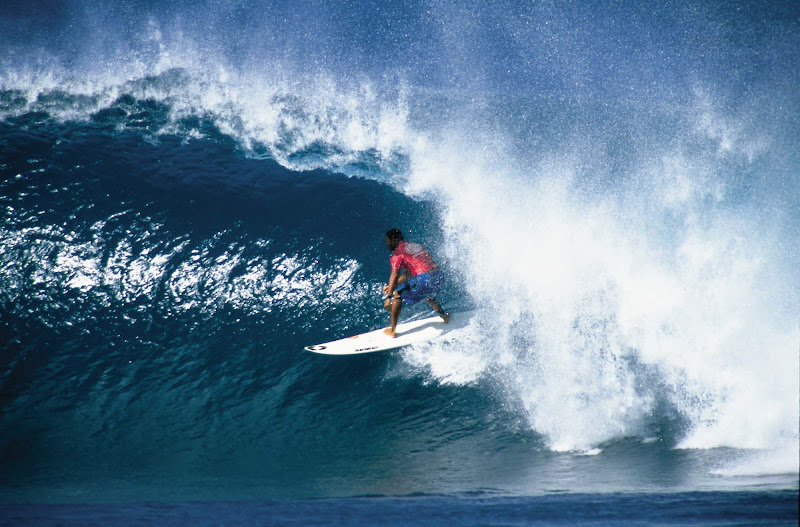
[395,270,444,306]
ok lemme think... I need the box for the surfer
[383,228,450,337]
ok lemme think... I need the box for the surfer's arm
[384,268,401,299]
[384,268,410,297]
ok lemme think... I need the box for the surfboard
[304,310,477,355]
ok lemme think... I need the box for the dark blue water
[1,0,798,524]
[2,491,798,526]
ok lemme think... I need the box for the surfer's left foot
[384,328,397,338]
[439,311,450,323]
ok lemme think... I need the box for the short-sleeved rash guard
[390,241,437,276]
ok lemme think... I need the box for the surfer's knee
[385,294,402,312]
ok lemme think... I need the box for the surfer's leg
[423,273,449,322]
[427,298,450,323]
[384,292,402,337]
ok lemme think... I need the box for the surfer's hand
[382,284,389,295]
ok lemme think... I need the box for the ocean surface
[1,0,798,524]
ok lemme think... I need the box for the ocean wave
[0,65,413,181]
[1,20,798,470]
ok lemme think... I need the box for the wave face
[1,0,798,502]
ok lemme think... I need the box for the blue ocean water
[1,0,799,524]
[1,491,798,526]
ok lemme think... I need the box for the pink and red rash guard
[390,241,437,276]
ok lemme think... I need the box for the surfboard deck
[304,310,477,355]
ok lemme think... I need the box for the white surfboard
[304,310,477,355]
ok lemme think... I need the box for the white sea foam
[712,445,800,477]
[399,319,489,386]
[395,92,799,458]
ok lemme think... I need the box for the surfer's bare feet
[440,311,451,323]
[384,328,396,338]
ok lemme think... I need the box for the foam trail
[713,446,800,477]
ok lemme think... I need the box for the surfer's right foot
[428,298,450,323]
[384,328,397,338]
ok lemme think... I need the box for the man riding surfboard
[383,228,450,337]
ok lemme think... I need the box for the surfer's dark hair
[385,228,404,242]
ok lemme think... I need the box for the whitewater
[1,0,798,524]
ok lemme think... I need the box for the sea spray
[400,95,799,461]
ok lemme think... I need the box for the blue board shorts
[396,271,445,306]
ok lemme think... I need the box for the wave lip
[1,63,414,183]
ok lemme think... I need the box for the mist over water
[1,0,798,502]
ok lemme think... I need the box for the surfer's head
[385,228,404,251]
